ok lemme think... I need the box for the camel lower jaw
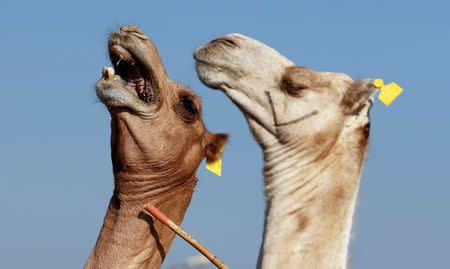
[96,67,157,115]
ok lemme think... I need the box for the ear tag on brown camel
[206,145,225,176]
[374,79,403,106]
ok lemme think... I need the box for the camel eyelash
[179,98,198,114]
[173,93,201,123]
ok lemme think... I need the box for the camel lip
[194,56,232,75]
[195,58,218,69]
[193,48,202,61]
[193,50,217,68]
[193,52,212,67]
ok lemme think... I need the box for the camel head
[96,26,228,185]
[194,34,377,152]
[195,34,379,269]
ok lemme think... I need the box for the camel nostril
[211,37,237,47]
[222,38,237,46]
[120,25,145,35]
[119,25,148,40]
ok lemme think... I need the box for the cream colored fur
[195,34,377,269]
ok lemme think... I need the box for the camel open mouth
[109,44,154,103]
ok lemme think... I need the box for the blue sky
[1,0,449,268]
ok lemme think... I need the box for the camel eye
[285,83,308,96]
[180,99,198,115]
[174,94,200,123]
[281,66,316,97]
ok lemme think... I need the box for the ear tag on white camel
[374,79,403,106]
[206,145,225,176]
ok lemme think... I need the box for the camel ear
[341,79,378,115]
[281,66,317,96]
[205,133,229,160]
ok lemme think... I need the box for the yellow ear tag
[206,145,225,176]
[374,78,403,106]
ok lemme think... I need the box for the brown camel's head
[194,34,376,149]
[96,26,228,184]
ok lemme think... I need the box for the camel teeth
[106,67,115,79]
[102,66,108,78]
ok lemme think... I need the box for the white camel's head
[194,34,377,149]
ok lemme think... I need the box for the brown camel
[84,26,228,269]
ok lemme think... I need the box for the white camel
[195,34,377,269]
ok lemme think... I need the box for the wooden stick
[144,203,230,269]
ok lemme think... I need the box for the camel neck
[84,175,196,269]
[257,140,367,269]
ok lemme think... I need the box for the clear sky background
[1,0,449,268]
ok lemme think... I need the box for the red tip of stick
[144,203,169,224]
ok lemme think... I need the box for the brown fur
[341,80,375,115]
[84,26,228,269]
[296,214,310,233]
[281,66,318,96]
